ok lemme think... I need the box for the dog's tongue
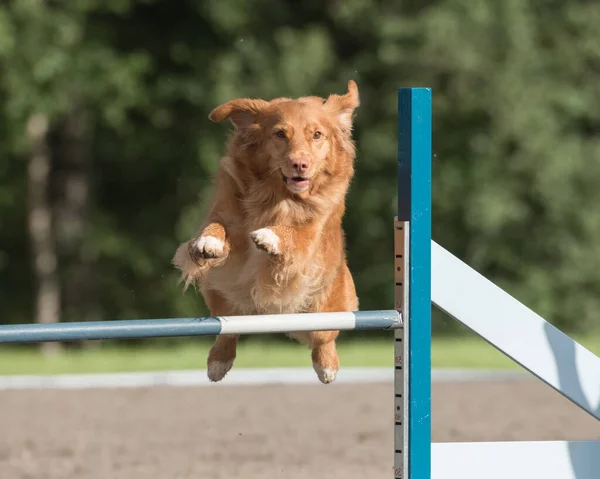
[283,175,310,190]
[283,175,308,183]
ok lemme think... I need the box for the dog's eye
[275,130,286,139]
[313,131,322,139]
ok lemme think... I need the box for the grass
[1,333,599,376]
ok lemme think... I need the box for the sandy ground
[0,379,599,479]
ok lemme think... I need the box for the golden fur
[172,81,360,384]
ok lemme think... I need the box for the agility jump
[1,87,599,479]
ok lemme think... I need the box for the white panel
[432,441,600,479]
[431,241,600,420]
[217,312,355,334]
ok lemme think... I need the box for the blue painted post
[395,88,432,479]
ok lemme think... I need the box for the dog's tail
[172,241,209,292]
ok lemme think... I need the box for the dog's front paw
[190,235,226,262]
[250,228,281,255]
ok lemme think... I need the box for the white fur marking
[195,235,224,257]
[207,359,234,382]
[313,363,337,384]
[250,228,281,255]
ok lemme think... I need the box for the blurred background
[1,0,600,372]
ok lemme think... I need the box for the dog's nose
[289,157,309,173]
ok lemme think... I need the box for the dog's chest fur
[204,199,328,315]
[205,249,324,315]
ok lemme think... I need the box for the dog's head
[209,81,360,200]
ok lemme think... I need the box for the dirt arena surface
[1,379,599,479]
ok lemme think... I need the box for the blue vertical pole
[397,87,432,479]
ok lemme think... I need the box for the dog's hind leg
[309,330,340,384]
[290,329,340,384]
[207,334,239,382]
[294,263,358,384]
[204,289,239,382]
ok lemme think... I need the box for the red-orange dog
[172,81,360,384]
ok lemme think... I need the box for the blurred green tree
[1,0,599,348]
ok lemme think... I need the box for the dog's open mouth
[282,175,310,192]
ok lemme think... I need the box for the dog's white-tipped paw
[207,359,234,382]
[313,364,337,384]
[250,228,281,255]
[193,235,225,259]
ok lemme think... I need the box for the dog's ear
[209,99,269,129]
[324,80,360,131]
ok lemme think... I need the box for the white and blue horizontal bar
[0,310,402,344]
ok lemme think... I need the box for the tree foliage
[1,0,599,335]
